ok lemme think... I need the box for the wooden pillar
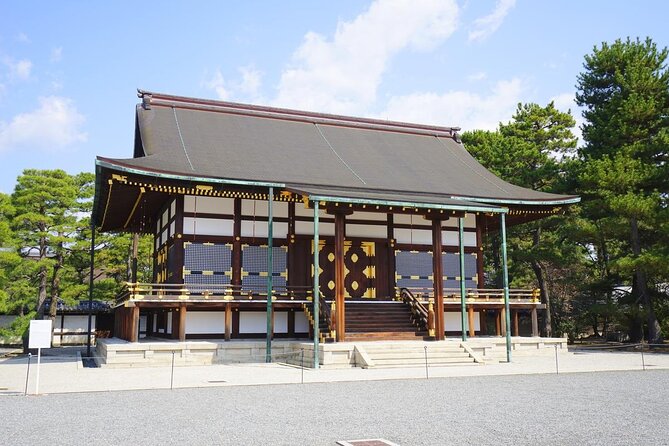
[431,218,444,340]
[475,214,485,288]
[512,309,519,336]
[500,307,507,336]
[479,309,488,335]
[334,212,346,342]
[225,303,232,341]
[468,306,475,338]
[130,305,139,343]
[232,198,242,293]
[495,310,501,336]
[531,307,539,337]
[387,213,396,296]
[178,304,187,342]
[287,201,296,288]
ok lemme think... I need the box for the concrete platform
[95,336,568,368]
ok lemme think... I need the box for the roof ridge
[137,89,459,137]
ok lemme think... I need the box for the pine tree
[576,37,669,343]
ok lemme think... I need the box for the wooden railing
[396,287,541,303]
[399,288,432,336]
[115,282,315,305]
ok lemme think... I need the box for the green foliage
[0,169,153,329]
[576,37,669,342]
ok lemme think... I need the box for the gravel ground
[2,370,667,446]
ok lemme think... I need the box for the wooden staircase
[344,301,427,341]
[301,302,334,343]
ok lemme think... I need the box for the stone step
[372,357,475,366]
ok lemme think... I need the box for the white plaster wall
[183,217,234,236]
[184,196,234,214]
[241,200,288,218]
[295,312,309,333]
[186,311,226,334]
[239,312,267,333]
[350,211,387,221]
[274,312,288,334]
[61,315,95,332]
[444,311,480,331]
[346,224,386,239]
[394,228,432,245]
[240,221,288,238]
[295,221,335,236]
[442,231,477,247]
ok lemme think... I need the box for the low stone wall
[96,336,569,368]
[464,337,569,363]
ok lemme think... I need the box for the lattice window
[395,250,434,290]
[442,252,478,289]
[241,245,287,293]
[183,242,232,286]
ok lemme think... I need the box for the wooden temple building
[92,90,579,365]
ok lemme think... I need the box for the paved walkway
[0,346,666,394]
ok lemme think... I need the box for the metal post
[170,350,175,389]
[313,200,320,369]
[500,212,512,362]
[86,221,96,359]
[24,353,31,396]
[459,217,468,341]
[424,345,429,379]
[554,344,559,374]
[266,187,274,363]
[35,348,41,395]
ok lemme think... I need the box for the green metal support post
[265,187,273,363]
[86,221,96,359]
[500,212,512,362]
[313,200,320,369]
[459,217,468,341]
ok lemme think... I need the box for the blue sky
[0,0,667,193]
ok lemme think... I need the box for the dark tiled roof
[44,300,112,313]
[94,91,579,228]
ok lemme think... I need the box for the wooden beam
[513,310,519,336]
[531,307,539,337]
[334,211,346,342]
[495,310,501,336]
[431,218,445,340]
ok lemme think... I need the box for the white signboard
[29,320,52,349]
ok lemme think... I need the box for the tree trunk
[36,234,48,319]
[48,244,64,324]
[630,217,662,343]
[530,226,552,337]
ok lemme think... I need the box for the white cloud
[380,78,524,131]
[238,66,262,98]
[0,96,87,152]
[273,0,459,114]
[16,33,30,43]
[51,47,63,63]
[4,58,32,80]
[467,71,487,81]
[468,0,516,42]
[202,70,230,100]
